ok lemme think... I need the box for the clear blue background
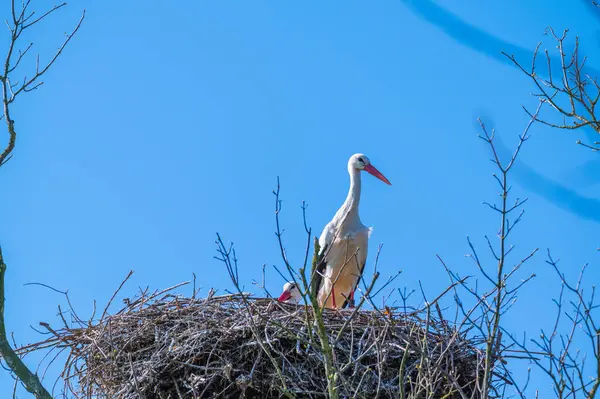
[0,0,598,396]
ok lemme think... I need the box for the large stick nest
[33,289,493,398]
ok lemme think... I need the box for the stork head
[349,153,392,185]
[277,281,302,304]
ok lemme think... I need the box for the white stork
[277,281,302,304]
[311,153,391,309]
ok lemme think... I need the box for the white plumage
[277,281,302,304]
[314,153,391,309]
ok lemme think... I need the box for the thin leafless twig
[503,28,600,150]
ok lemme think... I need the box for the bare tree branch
[0,1,84,397]
[0,248,51,398]
[0,1,85,166]
[503,29,600,151]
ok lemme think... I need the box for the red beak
[364,164,391,185]
[278,291,292,302]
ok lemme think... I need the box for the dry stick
[220,293,317,355]
[333,272,379,345]
[42,347,67,395]
[398,333,410,399]
[101,270,134,321]
[351,367,372,399]
[215,234,295,398]
[400,309,471,399]
[437,260,503,395]
[411,276,470,316]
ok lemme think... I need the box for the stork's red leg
[331,287,337,309]
[348,290,355,308]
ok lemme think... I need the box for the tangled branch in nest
[24,288,497,399]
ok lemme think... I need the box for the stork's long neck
[338,167,361,223]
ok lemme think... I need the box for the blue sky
[1,0,599,396]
